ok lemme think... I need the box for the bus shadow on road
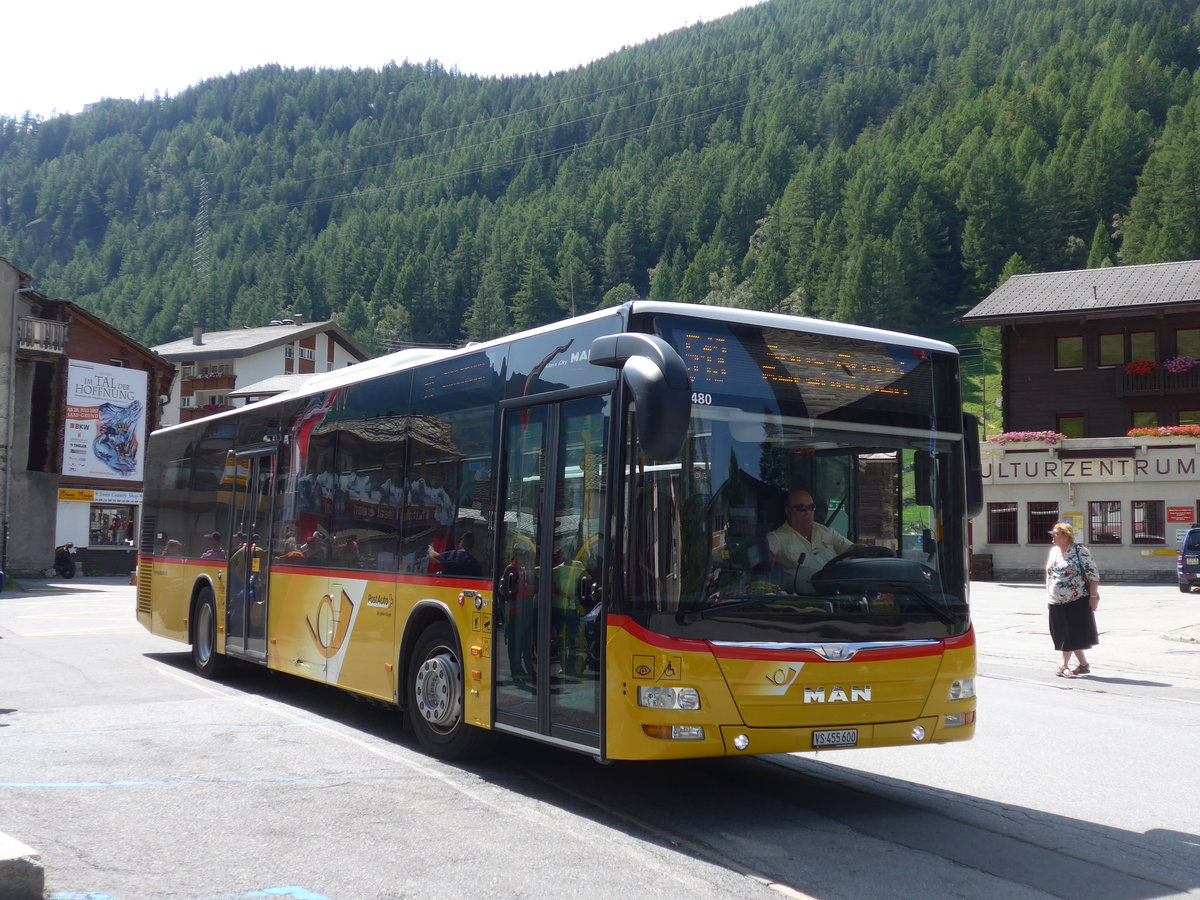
[473,744,1200,900]
[141,649,1200,899]
[144,650,414,745]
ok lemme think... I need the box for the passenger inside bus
[334,533,360,567]
[500,536,536,679]
[427,532,482,576]
[766,489,856,594]
[302,530,329,563]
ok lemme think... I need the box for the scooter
[53,543,76,578]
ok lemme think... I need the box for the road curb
[0,832,44,899]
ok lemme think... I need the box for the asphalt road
[2,576,1198,899]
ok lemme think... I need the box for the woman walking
[1045,522,1100,677]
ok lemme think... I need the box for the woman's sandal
[1055,665,1073,677]
[1070,663,1090,676]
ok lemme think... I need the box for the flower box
[1124,359,1159,375]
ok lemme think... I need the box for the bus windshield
[625,315,970,643]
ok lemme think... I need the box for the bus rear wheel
[191,586,225,679]
[407,620,490,760]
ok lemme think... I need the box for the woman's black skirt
[1048,597,1098,651]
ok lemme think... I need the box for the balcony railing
[17,315,68,355]
[1117,367,1200,397]
[182,373,235,391]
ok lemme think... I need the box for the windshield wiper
[676,594,796,625]
[906,589,957,625]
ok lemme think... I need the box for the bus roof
[153,302,956,436]
[628,301,959,355]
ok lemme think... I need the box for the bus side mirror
[963,412,984,519]
[589,333,691,462]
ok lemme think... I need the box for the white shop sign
[982,454,1196,484]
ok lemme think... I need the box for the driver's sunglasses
[789,503,817,512]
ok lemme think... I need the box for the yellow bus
[137,301,981,761]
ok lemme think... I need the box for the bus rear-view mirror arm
[589,333,692,462]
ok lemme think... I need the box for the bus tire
[191,586,225,679]
[406,620,490,760]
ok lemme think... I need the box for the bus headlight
[642,724,706,740]
[637,686,701,710]
[948,678,975,700]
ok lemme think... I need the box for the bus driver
[767,489,855,594]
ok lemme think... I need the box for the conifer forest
[2,0,1199,356]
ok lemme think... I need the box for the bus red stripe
[138,556,487,589]
[608,613,974,660]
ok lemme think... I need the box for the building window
[987,502,1018,544]
[1180,409,1200,426]
[1098,333,1123,367]
[299,347,315,361]
[180,396,193,408]
[1055,335,1083,369]
[1057,413,1084,438]
[1178,328,1200,358]
[108,358,126,368]
[285,346,295,359]
[1088,500,1121,544]
[1028,502,1059,543]
[1130,331,1156,361]
[90,505,136,546]
[1132,500,1165,545]
[1132,410,1158,428]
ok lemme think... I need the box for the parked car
[1177,527,1200,593]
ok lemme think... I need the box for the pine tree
[511,255,559,330]
[1085,220,1116,269]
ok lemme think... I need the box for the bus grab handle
[589,333,691,462]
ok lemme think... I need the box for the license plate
[1187,556,1199,565]
[812,728,858,748]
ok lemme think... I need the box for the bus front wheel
[191,586,225,679]
[406,620,489,760]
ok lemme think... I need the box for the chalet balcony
[17,315,68,355]
[182,372,236,391]
[1117,367,1200,397]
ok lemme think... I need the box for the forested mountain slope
[2,0,1198,352]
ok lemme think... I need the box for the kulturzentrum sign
[982,450,1196,484]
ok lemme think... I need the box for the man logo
[803,686,872,703]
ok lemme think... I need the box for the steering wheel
[823,544,893,566]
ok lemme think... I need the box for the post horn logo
[306,589,355,659]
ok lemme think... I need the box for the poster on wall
[62,361,147,480]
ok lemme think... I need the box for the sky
[3,0,765,121]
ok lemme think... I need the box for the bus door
[495,394,609,750]
[226,448,277,661]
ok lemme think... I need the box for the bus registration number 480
[812,729,858,748]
